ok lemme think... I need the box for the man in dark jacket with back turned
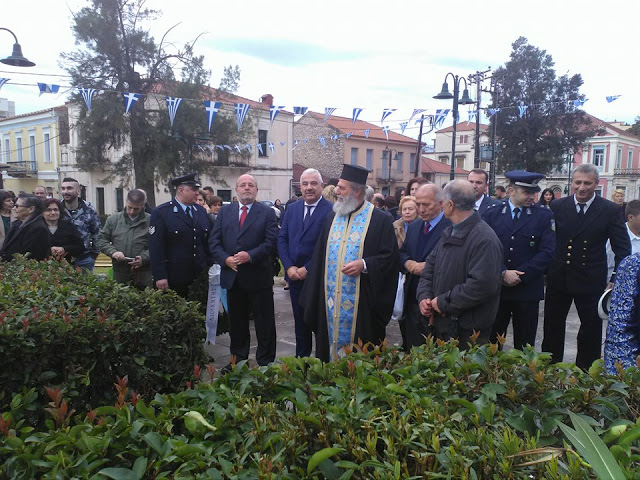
[417,180,503,347]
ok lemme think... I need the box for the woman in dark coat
[0,194,50,262]
[42,198,84,262]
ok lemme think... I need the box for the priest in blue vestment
[302,164,399,362]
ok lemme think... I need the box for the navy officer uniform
[149,173,212,297]
[482,171,555,350]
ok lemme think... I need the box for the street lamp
[382,146,398,196]
[0,28,35,67]
[433,73,475,180]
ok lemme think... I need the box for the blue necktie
[303,205,313,228]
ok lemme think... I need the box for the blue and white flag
[382,125,390,141]
[204,100,221,132]
[331,134,340,140]
[268,142,275,154]
[319,137,326,149]
[352,108,363,124]
[235,103,251,132]
[467,110,477,124]
[573,98,588,107]
[345,132,353,139]
[293,106,308,115]
[293,140,299,150]
[0,78,8,91]
[606,95,621,103]
[517,105,528,118]
[324,107,337,121]
[257,143,263,156]
[234,145,242,153]
[410,108,427,122]
[166,97,182,127]
[78,88,97,111]
[38,83,60,96]
[280,141,286,147]
[400,121,408,134]
[223,145,232,151]
[269,105,285,126]
[245,144,252,153]
[381,108,396,124]
[487,108,501,116]
[364,129,371,138]
[434,109,450,129]
[216,145,225,151]
[122,92,140,114]
[303,138,309,143]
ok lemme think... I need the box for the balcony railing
[5,160,37,175]
[614,168,640,176]
[375,168,404,182]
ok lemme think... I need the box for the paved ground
[205,277,586,371]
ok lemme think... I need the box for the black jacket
[1,215,51,261]
[48,218,85,261]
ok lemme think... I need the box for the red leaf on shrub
[78,296,85,305]
[186,381,192,389]
[131,391,139,407]
[46,386,63,405]
[21,318,29,331]
[0,417,11,436]
[32,306,39,314]
[63,314,71,324]
[97,416,105,426]
[193,364,201,380]
[207,363,215,380]
[87,409,97,423]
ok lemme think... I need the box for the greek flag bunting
[606,95,621,103]
[223,145,232,151]
[293,106,308,115]
[381,108,396,124]
[345,132,353,139]
[352,108,363,124]
[324,107,336,121]
[268,142,275,154]
[573,98,588,107]
[280,141,286,146]
[269,105,285,126]
[235,145,242,153]
[0,78,8,91]
[38,83,60,96]
[319,137,326,149]
[165,97,182,127]
[400,122,408,134]
[257,143,263,156]
[382,125,390,141]
[245,144,252,153]
[517,105,528,118]
[467,110,477,124]
[215,145,225,151]
[331,134,340,140]
[78,88,97,111]
[487,108,501,116]
[122,92,140,114]
[235,103,251,132]
[433,109,450,129]
[409,108,427,122]
[364,129,371,138]
[204,100,221,132]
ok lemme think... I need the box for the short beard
[333,191,360,216]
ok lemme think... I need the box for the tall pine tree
[60,0,249,206]
[490,37,597,174]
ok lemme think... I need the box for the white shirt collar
[573,193,596,211]
[626,223,640,242]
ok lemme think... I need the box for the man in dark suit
[0,194,50,262]
[482,171,555,350]
[468,168,502,215]
[149,173,212,297]
[542,164,631,369]
[399,183,451,349]
[210,174,279,367]
[278,168,332,357]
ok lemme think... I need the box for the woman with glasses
[0,194,50,262]
[42,198,84,262]
[0,190,15,247]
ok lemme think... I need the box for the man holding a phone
[98,189,152,288]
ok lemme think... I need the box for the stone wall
[293,115,344,180]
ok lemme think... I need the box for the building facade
[434,122,490,172]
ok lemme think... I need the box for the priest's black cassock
[301,205,399,362]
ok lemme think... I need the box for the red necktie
[423,221,431,235]
[239,205,248,228]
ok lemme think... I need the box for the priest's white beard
[333,191,360,216]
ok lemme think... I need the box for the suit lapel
[238,202,257,238]
[568,196,601,238]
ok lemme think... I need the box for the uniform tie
[513,207,520,222]
[185,206,192,218]
[577,203,586,217]
[239,205,248,228]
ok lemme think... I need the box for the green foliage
[1,339,639,478]
[491,37,599,174]
[629,116,640,138]
[0,257,208,421]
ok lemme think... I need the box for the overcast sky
[1,0,637,140]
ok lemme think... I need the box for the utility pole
[468,67,491,169]
[414,115,425,178]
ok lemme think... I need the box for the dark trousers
[542,288,603,369]
[289,280,312,357]
[434,318,490,350]
[491,300,539,350]
[227,282,276,366]
[405,302,434,349]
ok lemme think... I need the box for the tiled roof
[582,112,640,142]
[421,156,469,175]
[0,105,66,123]
[303,111,417,144]
[436,122,489,134]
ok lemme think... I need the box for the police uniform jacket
[547,195,630,295]
[482,202,555,301]
[148,200,212,286]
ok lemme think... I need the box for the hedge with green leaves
[0,257,208,419]
[1,341,639,478]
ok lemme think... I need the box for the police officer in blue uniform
[149,173,212,297]
[482,170,556,349]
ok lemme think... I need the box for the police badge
[149,225,155,235]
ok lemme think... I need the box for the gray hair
[443,180,475,211]
[572,163,599,183]
[18,193,44,215]
[365,185,374,202]
[300,168,323,184]
[127,189,147,205]
[416,183,444,202]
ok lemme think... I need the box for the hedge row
[0,257,208,420]
[1,341,639,478]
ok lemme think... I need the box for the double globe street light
[433,73,474,180]
[1,27,35,67]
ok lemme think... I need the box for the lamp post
[383,146,398,196]
[0,28,35,67]
[433,73,475,180]
[565,150,574,196]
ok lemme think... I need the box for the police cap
[171,173,201,188]
[504,170,544,192]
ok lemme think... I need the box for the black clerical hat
[340,164,369,185]
[171,173,201,188]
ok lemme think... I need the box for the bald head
[236,174,258,205]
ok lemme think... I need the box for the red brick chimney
[260,94,274,106]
